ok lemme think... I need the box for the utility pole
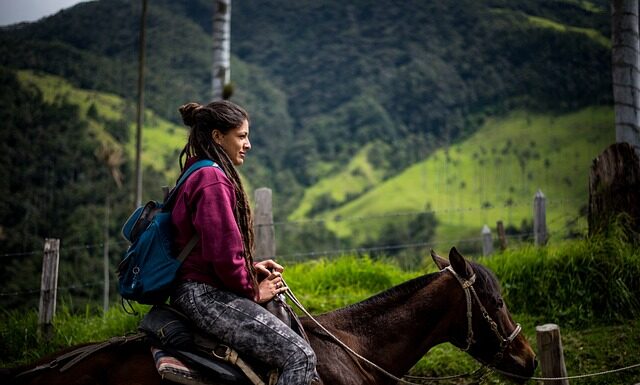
[135,0,148,206]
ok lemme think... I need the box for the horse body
[5,248,536,385]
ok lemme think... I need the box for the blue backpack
[117,160,218,304]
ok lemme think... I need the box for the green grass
[0,302,149,366]
[302,106,613,247]
[3,235,640,385]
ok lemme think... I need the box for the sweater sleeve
[192,179,256,299]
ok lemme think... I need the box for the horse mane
[328,272,441,319]
[325,260,501,321]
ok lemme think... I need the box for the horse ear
[449,247,472,279]
[430,249,450,270]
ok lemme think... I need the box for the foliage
[482,230,640,327]
[0,0,613,221]
[0,302,148,366]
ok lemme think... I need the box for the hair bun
[179,102,201,126]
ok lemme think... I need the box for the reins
[283,264,522,384]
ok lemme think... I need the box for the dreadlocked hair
[178,101,258,295]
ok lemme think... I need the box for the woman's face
[213,119,251,166]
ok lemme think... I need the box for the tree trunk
[212,0,231,100]
[588,142,640,238]
[612,0,640,160]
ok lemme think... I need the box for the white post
[534,189,547,246]
[612,0,640,160]
[254,188,275,261]
[212,0,231,100]
[481,224,493,256]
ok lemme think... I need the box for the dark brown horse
[4,248,536,385]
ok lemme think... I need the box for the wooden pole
[39,238,60,340]
[481,224,493,256]
[134,0,148,207]
[534,189,547,246]
[496,220,508,251]
[254,188,275,261]
[103,195,110,313]
[536,323,569,385]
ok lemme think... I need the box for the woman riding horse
[5,247,536,385]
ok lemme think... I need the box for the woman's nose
[245,139,251,150]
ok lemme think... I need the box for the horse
[4,247,536,385]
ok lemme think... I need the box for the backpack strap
[177,232,200,263]
[165,159,219,207]
[168,159,220,262]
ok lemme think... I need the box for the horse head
[431,247,536,382]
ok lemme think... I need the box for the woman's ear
[212,129,223,145]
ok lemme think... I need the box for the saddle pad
[151,347,211,385]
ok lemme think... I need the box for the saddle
[139,295,308,385]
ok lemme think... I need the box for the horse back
[6,338,160,385]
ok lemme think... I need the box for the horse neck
[319,272,464,374]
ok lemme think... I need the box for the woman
[170,100,317,385]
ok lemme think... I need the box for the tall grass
[482,232,640,327]
[0,302,148,366]
[284,255,419,313]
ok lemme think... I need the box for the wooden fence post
[254,188,275,261]
[534,189,547,246]
[481,224,493,256]
[39,238,60,340]
[536,323,569,385]
[496,220,508,251]
[103,196,110,313]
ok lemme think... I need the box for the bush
[481,234,640,327]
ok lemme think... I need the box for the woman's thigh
[173,282,312,368]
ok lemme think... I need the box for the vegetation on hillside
[0,0,613,219]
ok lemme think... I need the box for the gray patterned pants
[172,281,317,385]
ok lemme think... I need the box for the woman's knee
[288,342,317,369]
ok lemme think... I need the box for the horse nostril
[534,358,538,369]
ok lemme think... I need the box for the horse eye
[495,298,504,309]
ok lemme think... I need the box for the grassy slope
[290,143,385,219]
[16,70,186,185]
[295,106,613,248]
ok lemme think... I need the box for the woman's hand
[256,271,288,304]
[254,259,284,277]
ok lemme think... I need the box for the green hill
[295,106,613,251]
[16,70,185,185]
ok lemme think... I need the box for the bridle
[444,265,522,365]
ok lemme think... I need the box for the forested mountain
[0,0,613,307]
[1,0,612,207]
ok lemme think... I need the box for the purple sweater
[171,158,255,299]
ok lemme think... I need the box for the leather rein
[444,265,522,365]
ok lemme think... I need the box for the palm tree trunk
[212,0,231,100]
[612,0,640,160]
